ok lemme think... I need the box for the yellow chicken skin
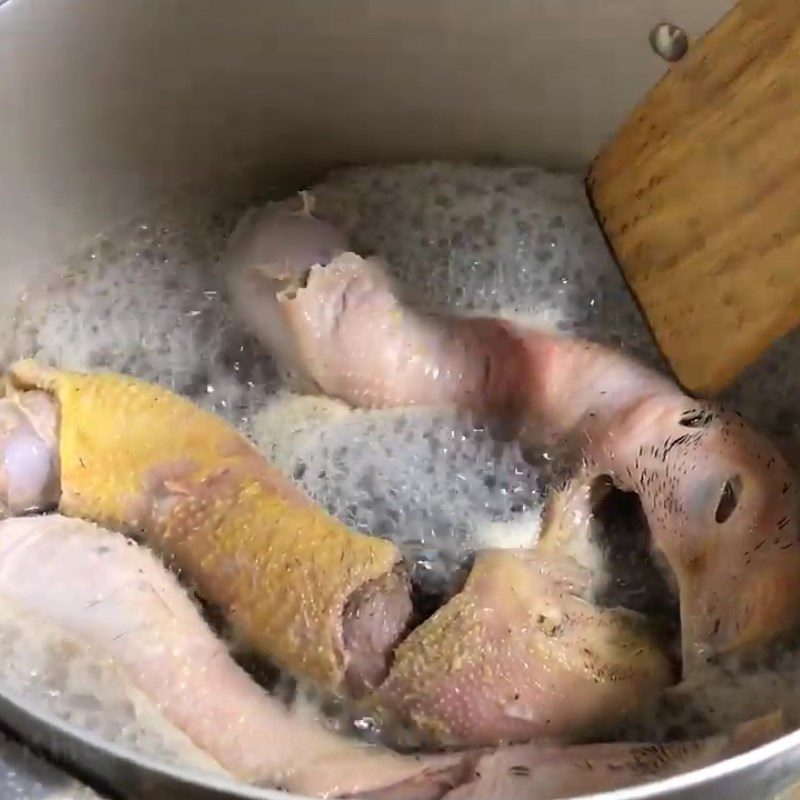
[370,550,672,748]
[0,360,409,695]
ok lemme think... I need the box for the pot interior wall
[0,0,731,305]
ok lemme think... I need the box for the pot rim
[2,678,798,800]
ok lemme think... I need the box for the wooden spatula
[587,0,800,396]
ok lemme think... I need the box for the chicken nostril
[715,475,742,524]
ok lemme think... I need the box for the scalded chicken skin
[225,196,800,674]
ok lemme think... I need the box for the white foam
[472,512,542,550]
[3,207,280,434]
[253,397,547,586]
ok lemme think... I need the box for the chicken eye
[715,475,742,524]
[679,409,714,428]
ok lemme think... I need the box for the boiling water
[4,162,800,779]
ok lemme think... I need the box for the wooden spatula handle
[588,0,800,396]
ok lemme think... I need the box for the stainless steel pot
[5,1,793,799]
[4,683,800,800]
